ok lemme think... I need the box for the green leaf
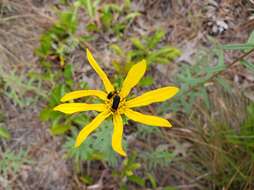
[86,0,94,17]
[79,35,95,42]
[146,173,157,188]
[128,175,145,187]
[50,124,71,135]
[146,30,165,49]
[131,38,146,51]
[59,11,78,33]
[240,60,254,72]
[215,47,225,67]
[247,31,254,44]
[101,10,113,29]
[36,34,53,56]
[110,44,124,56]
[49,84,66,106]
[123,12,140,21]
[124,0,131,9]
[0,127,11,140]
[80,175,93,185]
[80,0,100,18]
[223,44,254,50]
[86,22,99,32]
[215,77,231,93]
[72,114,89,126]
[129,163,141,171]
[245,30,254,52]
[139,76,154,87]
[113,23,126,35]
[40,108,52,121]
[200,87,210,109]
[120,185,128,190]
[64,64,74,86]
[148,47,181,64]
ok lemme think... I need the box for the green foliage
[79,0,100,18]
[83,0,139,37]
[110,29,181,84]
[0,65,46,108]
[36,3,80,67]
[223,30,254,51]
[113,153,145,189]
[111,29,181,74]
[189,103,254,189]
[226,104,254,150]
[136,124,161,138]
[141,146,175,170]
[223,30,254,73]
[170,48,219,113]
[0,125,11,140]
[63,119,119,168]
[172,31,254,114]
[130,30,181,65]
[0,149,32,189]
[240,60,254,73]
[101,3,139,35]
[139,75,154,87]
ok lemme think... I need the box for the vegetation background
[0,0,254,189]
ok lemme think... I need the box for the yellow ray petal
[112,113,126,157]
[75,111,110,147]
[126,86,179,108]
[86,49,114,93]
[120,60,146,98]
[61,90,107,102]
[53,103,107,114]
[124,108,172,127]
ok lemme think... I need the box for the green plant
[0,149,32,189]
[0,65,46,108]
[0,110,10,140]
[83,0,139,37]
[161,31,254,190]
[100,2,139,35]
[63,119,119,169]
[0,125,11,140]
[36,2,81,68]
[171,47,225,113]
[187,103,254,190]
[169,31,254,114]
[109,29,181,93]
[141,147,175,171]
[79,0,100,19]
[112,153,145,189]
[111,29,181,75]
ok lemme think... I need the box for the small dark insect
[111,95,121,111]
[107,91,117,99]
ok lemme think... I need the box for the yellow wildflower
[53,49,179,156]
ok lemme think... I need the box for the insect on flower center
[106,91,123,112]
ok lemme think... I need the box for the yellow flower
[53,49,179,157]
